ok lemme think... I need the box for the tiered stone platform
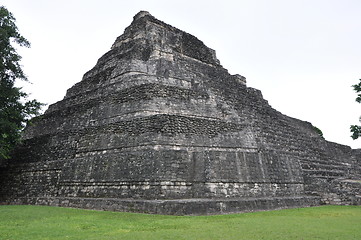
[0,11,359,215]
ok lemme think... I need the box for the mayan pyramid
[0,11,360,215]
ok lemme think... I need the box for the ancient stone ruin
[0,11,360,215]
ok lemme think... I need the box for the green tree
[0,6,43,160]
[350,79,361,140]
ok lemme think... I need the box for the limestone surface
[0,11,360,215]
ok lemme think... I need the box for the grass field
[0,205,360,240]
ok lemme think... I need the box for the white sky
[3,0,360,149]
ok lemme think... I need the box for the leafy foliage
[352,79,361,103]
[0,6,43,160]
[350,79,361,140]
[350,125,361,140]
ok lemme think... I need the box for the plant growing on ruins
[313,126,324,139]
[0,6,43,160]
[350,79,361,140]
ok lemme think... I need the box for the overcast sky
[3,0,361,149]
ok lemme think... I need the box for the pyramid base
[2,196,321,215]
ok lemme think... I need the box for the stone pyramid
[1,11,360,215]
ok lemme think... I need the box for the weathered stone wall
[0,11,359,215]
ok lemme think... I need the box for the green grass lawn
[0,205,360,240]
